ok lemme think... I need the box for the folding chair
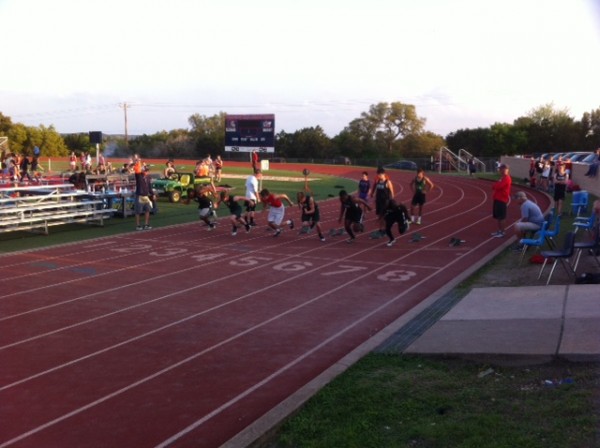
[518,221,548,265]
[537,231,576,285]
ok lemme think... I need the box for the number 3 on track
[377,270,417,282]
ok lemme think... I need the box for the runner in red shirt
[259,188,294,237]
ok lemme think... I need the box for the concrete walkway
[404,285,600,365]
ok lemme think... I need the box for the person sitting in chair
[512,191,545,250]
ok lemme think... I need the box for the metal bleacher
[0,183,116,235]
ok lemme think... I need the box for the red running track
[0,166,550,448]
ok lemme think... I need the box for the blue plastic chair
[544,215,561,249]
[538,231,576,285]
[571,191,589,216]
[518,221,548,264]
[573,212,597,234]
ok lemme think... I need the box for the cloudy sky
[1,0,599,137]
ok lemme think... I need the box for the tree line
[1,102,599,161]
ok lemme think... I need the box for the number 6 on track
[377,270,417,282]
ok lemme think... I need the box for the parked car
[579,153,599,164]
[151,172,212,203]
[568,152,592,163]
[385,160,418,171]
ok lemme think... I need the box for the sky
[1,0,599,138]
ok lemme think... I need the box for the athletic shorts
[492,200,507,220]
[346,208,363,224]
[301,207,320,223]
[199,208,212,218]
[411,191,426,206]
[554,184,566,201]
[268,205,285,226]
[375,200,388,216]
[245,200,256,212]
[229,204,243,219]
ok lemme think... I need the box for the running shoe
[491,231,505,238]
[273,229,281,237]
[232,230,237,236]
[387,238,396,247]
[320,237,326,242]
[346,237,355,244]
[416,217,422,225]
[288,219,294,230]
[143,225,152,230]
[245,223,251,232]
[135,225,143,231]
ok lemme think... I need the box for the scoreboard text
[224,114,275,153]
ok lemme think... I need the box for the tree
[0,112,13,135]
[513,103,578,154]
[344,102,425,157]
[188,112,226,157]
[396,131,445,157]
[275,127,332,159]
[358,102,426,154]
[63,133,92,154]
[581,107,600,151]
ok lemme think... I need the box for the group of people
[186,166,436,248]
[1,149,42,182]
[491,162,600,253]
[68,151,113,175]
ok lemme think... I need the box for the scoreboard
[224,114,275,153]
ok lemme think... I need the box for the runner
[384,199,410,247]
[409,168,435,225]
[297,191,325,242]
[259,188,294,237]
[215,190,252,236]
[191,187,217,230]
[357,171,371,215]
[338,190,371,243]
[369,167,394,238]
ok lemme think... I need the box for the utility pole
[119,102,130,150]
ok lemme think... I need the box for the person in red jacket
[491,163,512,238]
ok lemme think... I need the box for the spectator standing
[251,150,259,171]
[134,164,155,231]
[214,155,223,182]
[69,152,77,171]
[584,148,600,178]
[468,158,476,176]
[553,163,568,216]
[491,163,512,238]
